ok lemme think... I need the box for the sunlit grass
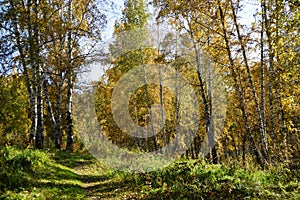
[0,147,101,199]
[0,146,299,199]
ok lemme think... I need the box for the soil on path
[72,161,140,199]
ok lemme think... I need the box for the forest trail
[69,153,139,200]
[1,148,299,199]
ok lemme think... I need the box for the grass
[0,146,299,199]
[132,160,300,199]
[0,147,89,199]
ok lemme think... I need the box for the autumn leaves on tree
[96,0,299,167]
[0,0,299,168]
[0,0,106,149]
[152,0,299,166]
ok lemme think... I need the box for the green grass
[0,146,299,199]
[0,147,86,199]
[131,160,300,199]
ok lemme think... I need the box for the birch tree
[0,0,106,149]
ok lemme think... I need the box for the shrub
[0,146,49,189]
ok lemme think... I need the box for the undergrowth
[0,146,49,189]
[0,146,88,199]
[128,159,300,199]
[0,146,299,199]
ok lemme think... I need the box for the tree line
[0,0,299,169]
[96,0,299,168]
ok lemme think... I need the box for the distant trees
[96,0,225,159]
[96,0,158,151]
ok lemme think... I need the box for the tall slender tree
[0,0,106,149]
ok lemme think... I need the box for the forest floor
[0,147,299,199]
[0,148,147,199]
[61,152,143,199]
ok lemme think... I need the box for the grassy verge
[0,146,299,199]
[129,160,300,199]
[0,146,103,199]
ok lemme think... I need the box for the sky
[77,0,124,83]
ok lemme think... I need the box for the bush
[0,146,49,189]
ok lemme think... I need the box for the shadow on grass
[79,173,114,183]
[35,154,113,185]
[28,181,87,199]
[0,150,116,199]
[50,151,97,168]
[37,163,81,180]
[85,179,133,199]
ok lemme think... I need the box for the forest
[0,0,299,199]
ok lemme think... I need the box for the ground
[0,147,299,199]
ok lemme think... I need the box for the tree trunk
[66,72,74,150]
[133,94,142,149]
[43,76,61,148]
[55,76,63,149]
[174,59,181,154]
[207,31,218,164]
[140,48,158,151]
[217,0,264,167]
[9,0,38,145]
[260,0,267,146]
[66,0,74,151]
[32,0,44,149]
[159,66,167,154]
[192,36,217,163]
[263,0,276,139]
[230,0,269,166]
[35,69,44,149]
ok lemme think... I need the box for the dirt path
[72,162,136,199]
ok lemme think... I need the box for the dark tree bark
[66,71,74,150]
[35,70,44,149]
[43,75,62,149]
[159,66,167,154]
[55,75,63,149]
[66,0,74,150]
[229,0,268,166]
[217,0,264,167]
[140,48,158,151]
